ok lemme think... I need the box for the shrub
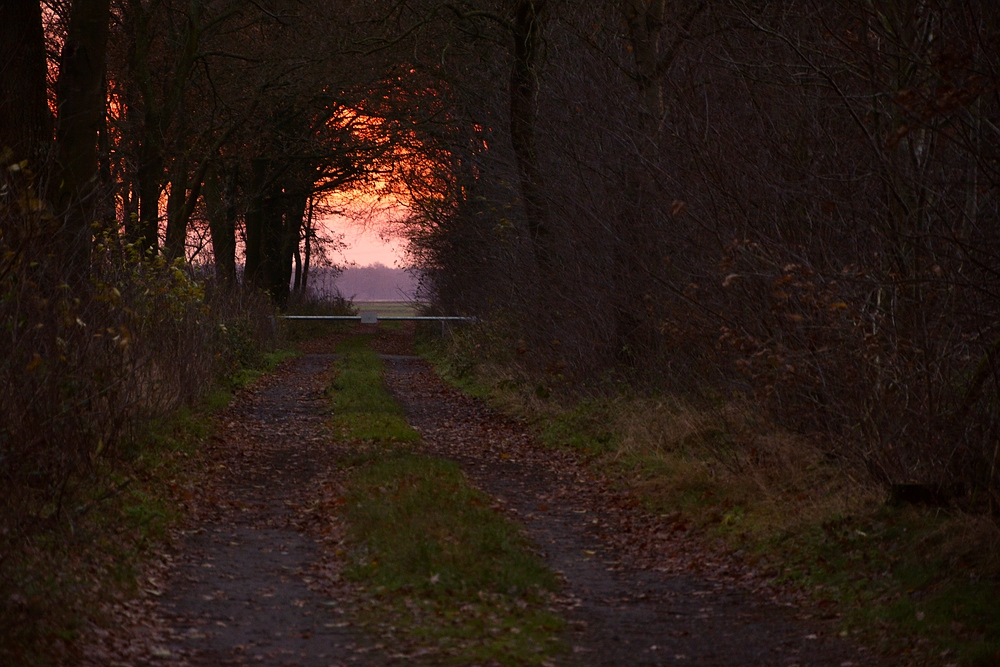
[0,160,276,659]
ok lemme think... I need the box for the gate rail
[275,314,476,334]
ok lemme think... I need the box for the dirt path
[86,354,382,667]
[382,354,876,667]
[84,331,878,666]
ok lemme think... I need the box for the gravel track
[382,351,876,667]
[82,327,879,666]
[104,354,383,667]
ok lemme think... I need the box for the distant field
[353,301,422,317]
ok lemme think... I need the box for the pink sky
[322,213,407,268]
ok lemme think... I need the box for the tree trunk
[164,159,188,259]
[55,0,112,272]
[136,141,163,254]
[622,0,703,142]
[609,1,704,363]
[204,163,237,284]
[126,0,204,256]
[275,190,308,307]
[97,74,111,187]
[509,0,550,269]
[123,178,140,239]
[293,245,302,295]
[623,0,667,138]
[119,99,140,240]
[302,196,313,294]
[244,158,268,286]
[165,157,212,261]
[259,191,284,299]
[0,0,52,163]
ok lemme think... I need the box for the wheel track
[383,354,876,667]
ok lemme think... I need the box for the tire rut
[383,355,876,667]
[148,354,379,667]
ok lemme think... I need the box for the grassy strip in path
[327,335,421,444]
[328,335,565,665]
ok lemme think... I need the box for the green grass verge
[420,327,1000,667]
[328,336,565,665]
[354,301,420,317]
[764,508,1000,665]
[285,319,356,342]
[283,295,356,342]
[0,347,298,666]
[220,348,299,395]
[1,404,203,665]
[563,421,999,664]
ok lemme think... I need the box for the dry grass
[430,329,883,542]
[607,398,883,540]
[423,322,1000,664]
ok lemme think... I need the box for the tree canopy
[3,0,1000,493]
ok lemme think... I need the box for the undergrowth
[327,335,565,665]
[0,350,288,665]
[421,321,1000,667]
[0,165,288,664]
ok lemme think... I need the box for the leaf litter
[377,327,877,666]
[78,351,385,666]
[76,325,878,666]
